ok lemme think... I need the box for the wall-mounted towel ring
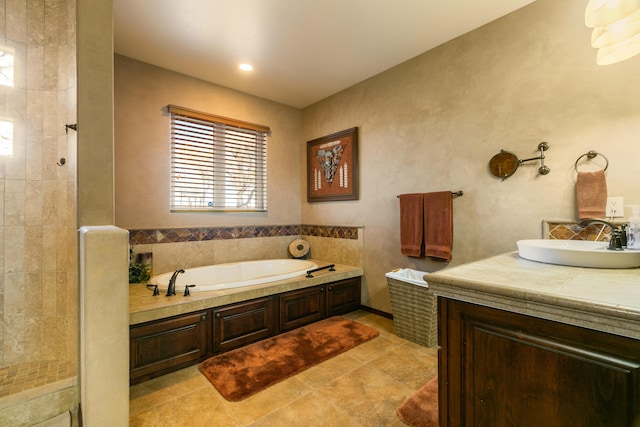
[574,150,608,173]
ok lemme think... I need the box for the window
[168,105,269,212]
[0,118,13,156]
[0,46,14,87]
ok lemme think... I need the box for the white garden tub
[152,259,318,292]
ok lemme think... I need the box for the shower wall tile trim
[128,224,359,245]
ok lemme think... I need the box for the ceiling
[114,0,536,109]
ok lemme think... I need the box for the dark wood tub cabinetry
[213,296,277,353]
[279,286,327,332]
[130,310,210,384]
[279,277,361,332]
[326,277,361,316]
[130,277,361,384]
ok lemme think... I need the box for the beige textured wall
[78,0,114,225]
[301,0,640,312]
[114,55,302,229]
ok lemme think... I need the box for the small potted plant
[129,248,151,284]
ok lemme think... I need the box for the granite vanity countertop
[129,260,363,325]
[426,252,640,339]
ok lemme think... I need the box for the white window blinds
[168,105,269,212]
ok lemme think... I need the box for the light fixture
[238,63,253,72]
[585,0,640,65]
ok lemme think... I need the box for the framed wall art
[307,127,359,202]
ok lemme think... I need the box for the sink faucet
[579,219,626,250]
[166,269,185,296]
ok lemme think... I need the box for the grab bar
[306,264,336,278]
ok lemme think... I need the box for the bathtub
[151,259,318,292]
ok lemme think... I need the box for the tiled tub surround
[130,261,363,325]
[128,224,359,245]
[129,225,364,279]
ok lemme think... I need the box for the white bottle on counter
[626,205,640,250]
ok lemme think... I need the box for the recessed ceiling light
[239,63,253,72]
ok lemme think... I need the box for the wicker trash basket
[385,268,437,348]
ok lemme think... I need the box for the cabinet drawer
[130,310,209,384]
[279,286,326,332]
[213,296,277,353]
[326,277,361,316]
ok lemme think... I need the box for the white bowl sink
[517,239,640,269]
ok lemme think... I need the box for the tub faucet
[166,269,185,296]
[579,219,626,250]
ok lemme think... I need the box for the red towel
[576,171,607,219]
[399,193,424,257]
[424,191,453,262]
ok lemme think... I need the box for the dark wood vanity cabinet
[130,277,361,384]
[212,296,277,353]
[438,298,640,427]
[130,310,210,384]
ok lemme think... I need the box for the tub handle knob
[184,284,196,297]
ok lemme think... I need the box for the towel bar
[397,191,463,198]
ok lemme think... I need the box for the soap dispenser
[626,205,640,250]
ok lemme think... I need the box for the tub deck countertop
[425,252,640,339]
[129,260,363,325]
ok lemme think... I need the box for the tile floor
[129,310,438,426]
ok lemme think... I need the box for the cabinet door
[439,298,640,427]
[130,310,210,384]
[213,296,276,353]
[326,277,361,317]
[279,286,326,332]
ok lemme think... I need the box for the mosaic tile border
[128,224,359,245]
[300,224,359,240]
[546,222,615,241]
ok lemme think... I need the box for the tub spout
[166,269,185,296]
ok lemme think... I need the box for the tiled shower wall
[0,0,77,398]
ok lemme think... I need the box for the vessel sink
[517,239,640,269]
